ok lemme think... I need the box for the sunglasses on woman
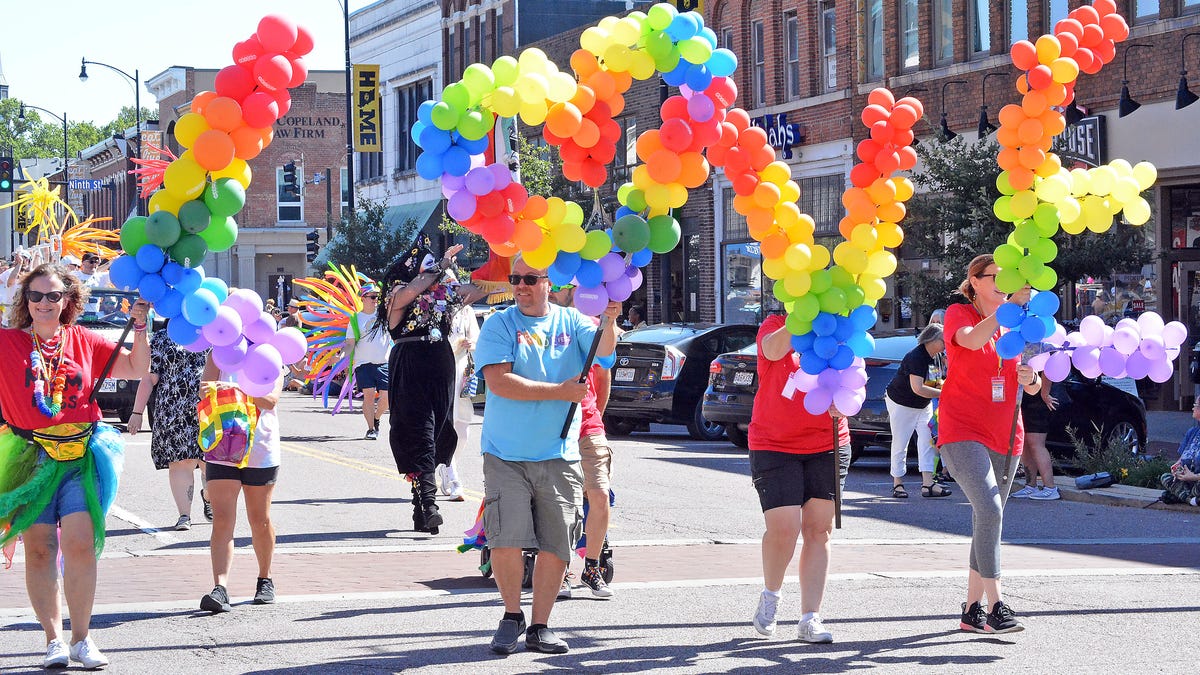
[362,294,380,300]
[27,291,64,303]
[508,274,549,286]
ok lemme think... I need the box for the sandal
[892,485,908,499]
[922,483,952,498]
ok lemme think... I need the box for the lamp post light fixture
[1117,43,1154,118]
[1176,33,1200,110]
[939,80,967,141]
[977,72,1009,137]
[900,87,927,145]
[80,57,141,214]
[17,103,70,206]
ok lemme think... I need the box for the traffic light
[282,161,299,199]
[0,157,13,194]
[306,229,320,263]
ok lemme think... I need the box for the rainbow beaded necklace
[31,328,68,418]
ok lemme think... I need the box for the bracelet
[133,322,148,332]
[130,411,143,416]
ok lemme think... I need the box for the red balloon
[215,65,256,102]
[1010,40,1038,71]
[258,15,299,53]
[1080,23,1104,48]
[897,146,918,171]
[562,160,583,183]
[706,77,737,108]
[724,147,751,173]
[856,139,881,163]
[542,125,566,147]
[477,191,506,218]
[861,104,889,127]
[232,37,264,70]
[502,183,528,213]
[660,96,689,120]
[1093,39,1115,65]
[287,55,308,88]
[580,159,607,188]
[589,142,617,164]
[291,26,315,56]
[726,108,751,132]
[892,128,914,147]
[254,54,292,92]
[849,163,879,188]
[1026,65,1053,90]
[241,92,280,128]
[560,140,589,164]
[599,119,622,144]
[731,172,759,196]
[706,143,730,167]
[269,88,292,117]
[690,118,722,148]
[736,126,768,151]
[659,118,694,153]
[1055,31,1079,58]
[875,150,901,174]
[869,120,895,144]
[717,122,740,148]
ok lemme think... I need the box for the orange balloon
[545,102,583,138]
[867,88,896,108]
[570,84,596,115]
[1021,90,1048,117]
[865,178,897,205]
[259,127,274,147]
[587,71,616,100]
[726,109,751,132]
[996,126,1021,149]
[753,181,781,209]
[1017,118,1045,145]
[574,118,600,148]
[192,91,218,115]
[521,195,549,220]
[1018,145,1046,170]
[607,92,626,116]
[610,70,633,93]
[749,144,775,172]
[230,126,265,160]
[1044,82,1068,106]
[998,147,1021,171]
[838,216,857,239]
[896,96,924,118]
[761,232,789,259]
[636,129,664,162]
[1035,153,1062,178]
[646,149,683,184]
[732,194,757,216]
[192,129,236,171]
[490,239,521,257]
[1039,109,1066,137]
[998,104,1026,129]
[746,208,775,235]
[897,146,918,171]
[204,97,243,133]
[876,201,905,223]
[890,103,918,130]
[570,49,600,78]
[1016,74,1030,95]
[1009,168,1035,191]
[677,152,710,188]
[512,219,544,250]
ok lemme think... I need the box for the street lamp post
[79,58,141,215]
[17,104,69,206]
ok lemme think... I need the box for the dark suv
[604,323,758,440]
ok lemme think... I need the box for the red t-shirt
[938,302,1024,455]
[0,325,118,431]
[580,363,605,437]
[748,314,850,454]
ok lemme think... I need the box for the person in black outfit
[383,235,488,533]
[885,324,950,498]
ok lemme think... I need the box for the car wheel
[1104,419,1143,455]
[686,400,726,441]
[726,423,749,448]
[606,418,636,437]
[850,443,863,465]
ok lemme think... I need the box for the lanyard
[972,302,1004,376]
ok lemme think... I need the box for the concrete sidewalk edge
[1052,474,1197,512]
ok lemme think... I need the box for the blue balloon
[833,315,854,342]
[160,262,185,286]
[1019,316,1048,342]
[575,260,603,288]
[829,345,856,370]
[800,351,828,375]
[135,244,166,273]
[181,288,220,327]
[415,151,444,180]
[1040,315,1056,338]
[108,255,144,291]
[811,312,837,337]
[410,121,427,147]
[458,135,489,155]
[615,206,636,220]
[996,331,1027,359]
[176,267,203,295]
[708,48,738,77]
[630,248,653,267]
[791,333,815,354]
[419,126,452,154]
[200,277,229,304]
[847,331,876,358]
[684,63,713,92]
[813,335,839,360]
[442,146,472,176]
[662,62,689,87]
[166,317,202,346]
[995,302,1026,328]
[553,251,582,277]
[417,100,436,126]
[699,26,718,49]
[155,288,184,319]
[1027,290,1060,317]
[138,273,167,303]
[849,305,878,331]
[666,13,699,40]
[606,228,621,253]
[548,265,575,287]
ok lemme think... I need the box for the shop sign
[750,113,805,159]
[353,64,381,152]
[1052,115,1105,168]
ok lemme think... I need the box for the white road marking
[109,505,177,545]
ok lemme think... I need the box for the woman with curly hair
[0,263,150,669]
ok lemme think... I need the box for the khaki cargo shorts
[579,433,613,492]
[482,453,583,562]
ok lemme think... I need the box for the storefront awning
[382,200,442,237]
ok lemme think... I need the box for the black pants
[387,340,457,475]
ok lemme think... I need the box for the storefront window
[1170,185,1200,249]
[723,241,762,325]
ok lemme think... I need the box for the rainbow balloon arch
[103,15,313,394]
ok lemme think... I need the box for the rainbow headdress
[293,263,373,413]
[198,385,259,468]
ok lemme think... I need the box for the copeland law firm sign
[353,64,381,152]
[275,115,344,139]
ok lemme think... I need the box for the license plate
[615,367,635,382]
[99,379,118,393]
[733,371,754,386]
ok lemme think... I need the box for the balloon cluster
[109,15,311,377]
[1031,312,1186,384]
[994,291,1063,359]
[784,307,877,415]
[412,3,737,316]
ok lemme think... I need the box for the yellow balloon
[524,240,558,269]
[1082,195,1112,233]
[515,73,550,104]
[762,255,789,280]
[1010,190,1038,219]
[550,223,586,252]
[893,177,915,202]
[644,182,671,210]
[562,201,585,226]
[517,47,549,73]
[1132,161,1157,190]
[1034,175,1070,204]
[834,242,868,275]
[1057,196,1081,224]
[1089,166,1117,196]
[785,213,816,243]
[1035,35,1061,64]
[1108,158,1133,177]
[784,243,812,270]
[163,158,206,201]
[629,51,658,81]
[492,56,520,87]
[1068,168,1092,197]
[489,86,521,117]
[667,182,688,208]
[866,250,897,278]
[1112,176,1141,204]
[860,274,887,302]
[850,223,878,250]
[212,158,251,188]
[611,17,642,45]
[174,113,209,149]
[1049,57,1079,84]
[876,222,904,248]
[544,197,566,226]
[547,71,578,103]
[148,190,185,216]
[603,44,634,72]
[783,271,812,297]
[780,181,801,203]
[1124,196,1151,225]
[580,27,610,56]
[518,100,548,126]
[761,161,791,186]
[808,244,831,271]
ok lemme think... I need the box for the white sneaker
[69,636,109,669]
[43,638,69,668]
[447,480,465,502]
[797,614,834,643]
[435,464,450,496]
[1029,486,1061,501]
[558,577,573,599]
[752,590,780,636]
[1010,485,1038,498]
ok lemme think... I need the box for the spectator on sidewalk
[475,256,620,655]
[345,284,390,440]
[885,323,949,499]
[1011,385,1061,501]
[1162,399,1200,506]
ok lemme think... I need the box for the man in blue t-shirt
[474,255,620,655]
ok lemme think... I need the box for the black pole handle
[89,315,137,404]
[560,316,610,439]
[832,418,843,529]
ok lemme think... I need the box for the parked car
[78,289,150,423]
[604,323,759,440]
[701,329,1147,463]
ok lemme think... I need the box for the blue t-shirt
[1178,426,1200,472]
[474,304,598,462]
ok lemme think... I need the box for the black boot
[418,473,443,534]
[411,480,428,532]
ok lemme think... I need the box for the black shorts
[1021,393,1051,435]
[749,447,849,512]
[206,462,280,486]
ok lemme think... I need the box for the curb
[1051,474,1197,512]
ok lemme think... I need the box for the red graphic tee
[938,302,1024,456]
[0,325,118,431]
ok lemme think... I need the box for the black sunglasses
[27,290,64,303]
[508,274,549,286]
[362,294,380,299]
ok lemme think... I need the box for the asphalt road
[1,392,1197,673]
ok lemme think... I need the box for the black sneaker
[200,584,232,613]
[580,563,614,599]
[525,625,569,654]
[986,601,1024,633]
[489,617,526,655]
[254,577,276,604]
[365,428,378,440]
[374,418,381,433]
[959,601,988,633]
[201,489,213,522]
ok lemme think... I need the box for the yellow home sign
[353,64,381,152]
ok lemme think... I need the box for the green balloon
[792,295,820,322]
[178,200,212,234]
[430,102,458,131]
[818,287,847,315]
[1017,255,1045,281]
[204,178,245,218]
[199,216,238,252]
[442,82,471,113]
[843,286,865,310]
[610,215,648,254]
[1032,203,1060,236]
[785,313,812,335]
[1031,266,1058,291]
[993,196,1014,222]
[456,109,492,141]
[579,230,613,260]
[829,265,855,289]
[654,50,682,74]
[1030,236,1058,263]
[145,211,182,248]
[1013,221,1040,248]
[773,279,794,303]
[626,189,648,213]
[995,267,1026,294]
[646,215,681,254]
[993,243,1023,268]
[169,233,208,268]
[119,216,149,255]
[809,269,833,295]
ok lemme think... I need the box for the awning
[382,200,442,237]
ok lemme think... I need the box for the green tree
[899,135,1152,322]
[317,196,417,283]
[0,100,157,172]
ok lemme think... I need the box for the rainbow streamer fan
[293,263,372,413]
[457,502,487,553]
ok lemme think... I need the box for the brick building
[146,67,348,304]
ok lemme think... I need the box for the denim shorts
[33,468,90,525]
[355,362,390,390]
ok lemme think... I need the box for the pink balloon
[573,285,610,316]
[202,306,244,347]
[802,386,834,416]
[257,15,299,53]
[212,338,249,371]
[243,343,284,386]
[241,92,280,128]
[271,327,307,365]
[1044,350,1071,381]
[244,311,278,345]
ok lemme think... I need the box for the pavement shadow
[272,497,405,506]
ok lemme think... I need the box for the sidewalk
[1146,409,1193,458]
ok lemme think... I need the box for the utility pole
[325,167,333,243]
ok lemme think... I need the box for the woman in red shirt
[0,263,149,668]
[747,313,850,644]
[939,254,1040,635]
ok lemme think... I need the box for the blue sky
[2,0,376,126]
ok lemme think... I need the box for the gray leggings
[939,441,1016,579]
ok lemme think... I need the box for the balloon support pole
[560,315,609,440]
[832,418,842,530]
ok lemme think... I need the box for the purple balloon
[605,274,633,302]
[840,365,868,389]
[237,374,277,397]
[464,166,496,196]
[802,386,834,415]
[243,343,284,386]
[447,191,477,221]
[488,162,512,190]
[182,332,213,353]
[1044,351,1071,382]
[244,311,278,345]
[789,369,819,392]
[626,266,644,291]
[1148,357,1174,383]
[1124,350,1152,380]
[203,306,244,347]
[212,338,249,371]
[1079,315,1106,346]
[441,172,466,191]
[598,253,625,283]
[1027,351,1051,372]
[1112,327,1139,355]
[687,93,715,122]
[271,327,307,365]
[1072,346,1100,373]
[573,284,610,316]
[1098,346,1127,378]
[817,368,841,390]
[1139,334,1166,361]
[1136,311,1165,336]
[834,387,865,416]
[1163,321,1188,349]
[229,289,264,324]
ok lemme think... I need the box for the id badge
[991,377,1006,403]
